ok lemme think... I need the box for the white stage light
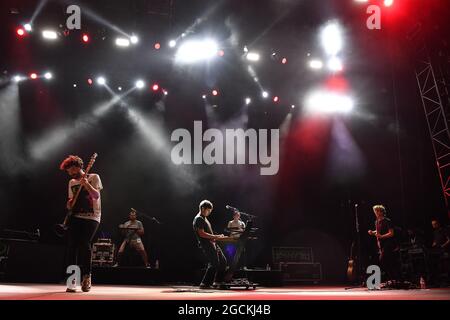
[42,30,57,40]
[246,52,260,62]
[245,97,251,105]
[305,90,354,114]
[169,40,177,48]
[328,57,343,72]
[97,77,106,85]
[262,91,269,98]
[118,86,122,91]
[321,22,343,56]
[116,38,130,47]
[44,72,52,80]
[13,75,22,83]
[130,35,139,44]
[175,39,218,63]
[309,59,324,69]
[24,23,32,32]
[135,80,145,89]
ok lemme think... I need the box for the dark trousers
[380,246,400,282]
[66,217,99,277]
[200,243,227,285]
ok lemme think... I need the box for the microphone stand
[345,203,366,290]
[131,208,162,224]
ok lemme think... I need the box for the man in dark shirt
[193,200,227,289]
[432,219,450,251]
[368,205,399,283]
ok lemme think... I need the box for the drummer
[227,211,246,239]
[114,209,150,268]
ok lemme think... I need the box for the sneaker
[81,274,91,292]
[199,283,212,289]
[112,263,119,267]
[66,287,77,293]
[145,264,152,269]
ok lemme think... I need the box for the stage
[1,284,449,300]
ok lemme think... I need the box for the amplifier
[272,247,314,264]
[279,262,322,283]
[92,240,115,266]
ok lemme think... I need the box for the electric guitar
[55,153,98,237]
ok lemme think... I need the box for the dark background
[0,0,449,283]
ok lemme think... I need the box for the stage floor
[0,284,449,300]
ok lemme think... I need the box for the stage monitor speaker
[2,239,66,283]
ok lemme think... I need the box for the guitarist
[192,200,227,289]
[368,205,399,285]
[60,155,103,293]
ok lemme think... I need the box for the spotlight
[17,28,25,36]
[321,22,343,56]
[96,77,106,85]
[212,89,218,96]
[118,86,122,91]
[130,35,139,44]
[305,90,354,114]
[243,46,248,53]
[154,43,161,50]
[281,58,287,64]
[291,105,295,109]
[42,30,58,40]
[246,52,260,62]
[262,91,269,98]
[135,80,145,89]
[328,57,343,72]
[87,78,93,85]
[384,0,394,7]
[30,73,38,80]
[202,94,207,99]
[44,72,52,80]
[245,97,251,105]
[163,90,168,96]
[152,84,159,91]
[273,96,279,103]
[175,39,218,63]
[13,75,22,83]
[73,84,77,88]
[82,34,89,43]
[115,37,130,47]
[309,59,324,69]
[169,40,177,48]
[24,23,32,32]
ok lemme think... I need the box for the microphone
[226,205,239,211]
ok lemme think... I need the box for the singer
[192,200,228,289]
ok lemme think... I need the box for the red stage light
[82,34,89,43]
[152,84,159,91]
[17,28,25,36]
[30,73,38,80]
[281,58,287,64]
[273,96,279,102]
[87,78,93,85]
[218,50,225,57]
[212,90,218,96]
[154,43,161,50]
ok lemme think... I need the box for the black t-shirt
[375,217,396,249]
[193,213,213,247]
[433,227,449,248]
